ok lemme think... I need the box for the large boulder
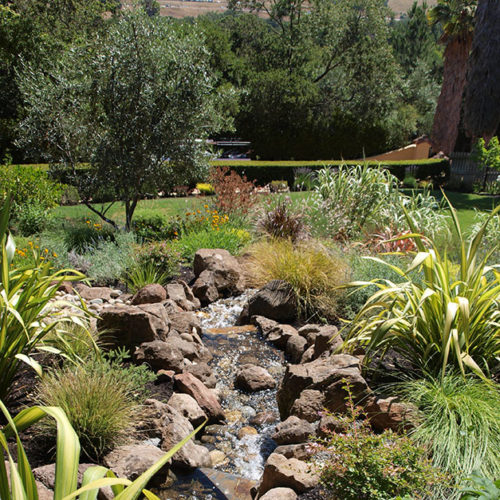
[134,340,185,373]
[131,284,167,305]
[167,393,207,428]
[272,416,316,445]
[277,354,370,419]
[192,249,245,305]
[235,364,276,392]
[257,453,319,496]
[160,405,211,470]
[174,372,225,423]
[103,444,169,483]
[290,390,325,423]
[98,303,169,349]
[246,281,297,322]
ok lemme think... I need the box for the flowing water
[158,292,285,499]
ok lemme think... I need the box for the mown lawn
[52,190,498,232]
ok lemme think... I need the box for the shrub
[63,219,116,252]
[0,164,63,211]
[196,182,215,195]
[125,260,170,292]
[247,239,349,320]
[0,198,88,402]
[136,240,182,276]
[257,197,308,242]
[313,383,446,500]
[209,166,256,216]
[15,202,49,236]
[173,226,251,262]
[133,213,179,242]
[36,351,156,459]
[398,376,500,481]
[344,198,500,379]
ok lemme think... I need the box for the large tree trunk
[464,0,500,142]
[430,34,472,155]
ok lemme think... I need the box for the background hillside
[157,0,437,19]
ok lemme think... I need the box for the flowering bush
[209,166,256,216]
[312,383,447,500]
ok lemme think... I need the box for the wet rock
[183,362,217,388]
[273,443,313,461]
[103,444,169,483]
[290,390,325,423]
[277,354,369,419]
[249,411,279,427]
[267,325,299,349]
[365,396,414,432]
[167,393,207,428]
[131,284,167,305]
[210,450,228,467]
[238,426,258,439]
[235,364,276,392]
[134,340,185,373]
[251,315,279,336]
[260,487,298,500]
[168,311,201,336]
[272,416,316,445]
[98,303,169,349]
[286,335,308,363]
[75,284,113,302]
[160,405,211,470]
[257,453,319,496]
[247,280,298,322]
[192,249,245,305]
[174,372,225,423]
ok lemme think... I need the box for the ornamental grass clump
[247,239,349,320]
[398,375,500,482]
[344,196,500,380]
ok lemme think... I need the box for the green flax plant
[0,400,204,500]
[343,195,500,380]
[0,197,90,401]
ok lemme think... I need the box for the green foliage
[0,164,62,213]
[37,350,156,459]
[459,472,500,500]
[125,261,170,293]
[0,399,204,500]
[398,376,500,481]
[133,213,179,242]
[0,197,89,402]
[247,239,349,320]
[17,9,225,229]
[344,198,500,380]
[310,165,449,240]
[313,383,445,500]
[15,202,49,236]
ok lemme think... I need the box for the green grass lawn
[52,191,498,233]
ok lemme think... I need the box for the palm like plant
[428,0,476,155]
[344,195,500,380]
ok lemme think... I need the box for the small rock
[260,487,298,500]
[238,426,258,439]
[235,364,276,392]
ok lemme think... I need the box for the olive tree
[17,10,224,229]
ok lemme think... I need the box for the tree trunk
[464,0,500,142]
[430,34,472,155]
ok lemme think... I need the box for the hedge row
[213,159,450,185]
[13,158,450,191]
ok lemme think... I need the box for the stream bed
[158,292,285,499]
